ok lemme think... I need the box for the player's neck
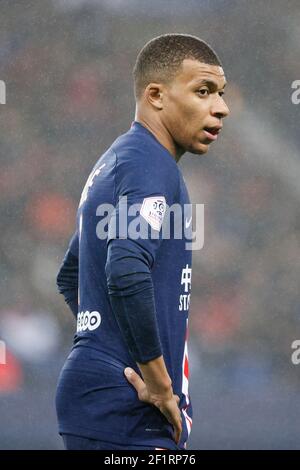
[134,113,184,163]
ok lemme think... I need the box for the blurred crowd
[0,0,300,448]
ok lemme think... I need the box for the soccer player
[56,34,229,450]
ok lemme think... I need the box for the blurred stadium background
[0,0,300,449]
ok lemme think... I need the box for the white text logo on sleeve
[140,196,166,231]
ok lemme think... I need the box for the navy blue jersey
[56,122,193,449]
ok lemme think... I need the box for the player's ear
[144,83,163,110]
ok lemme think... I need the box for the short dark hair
[133,33,222,100]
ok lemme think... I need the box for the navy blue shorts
[62,434,167,450]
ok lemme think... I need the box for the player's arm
[105,148,182,442]
[56,232,79,317]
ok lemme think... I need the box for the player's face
[161,59,229,155]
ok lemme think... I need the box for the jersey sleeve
[105,150,179,363]
[107,149,180,265]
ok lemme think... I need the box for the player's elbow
[56,264,67,294]
[56,249,79,295]
[105,241,152,296]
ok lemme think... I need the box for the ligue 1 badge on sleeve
[0,80,6,104]
[140,196,166,231]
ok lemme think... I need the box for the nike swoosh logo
[185,216,192,228]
